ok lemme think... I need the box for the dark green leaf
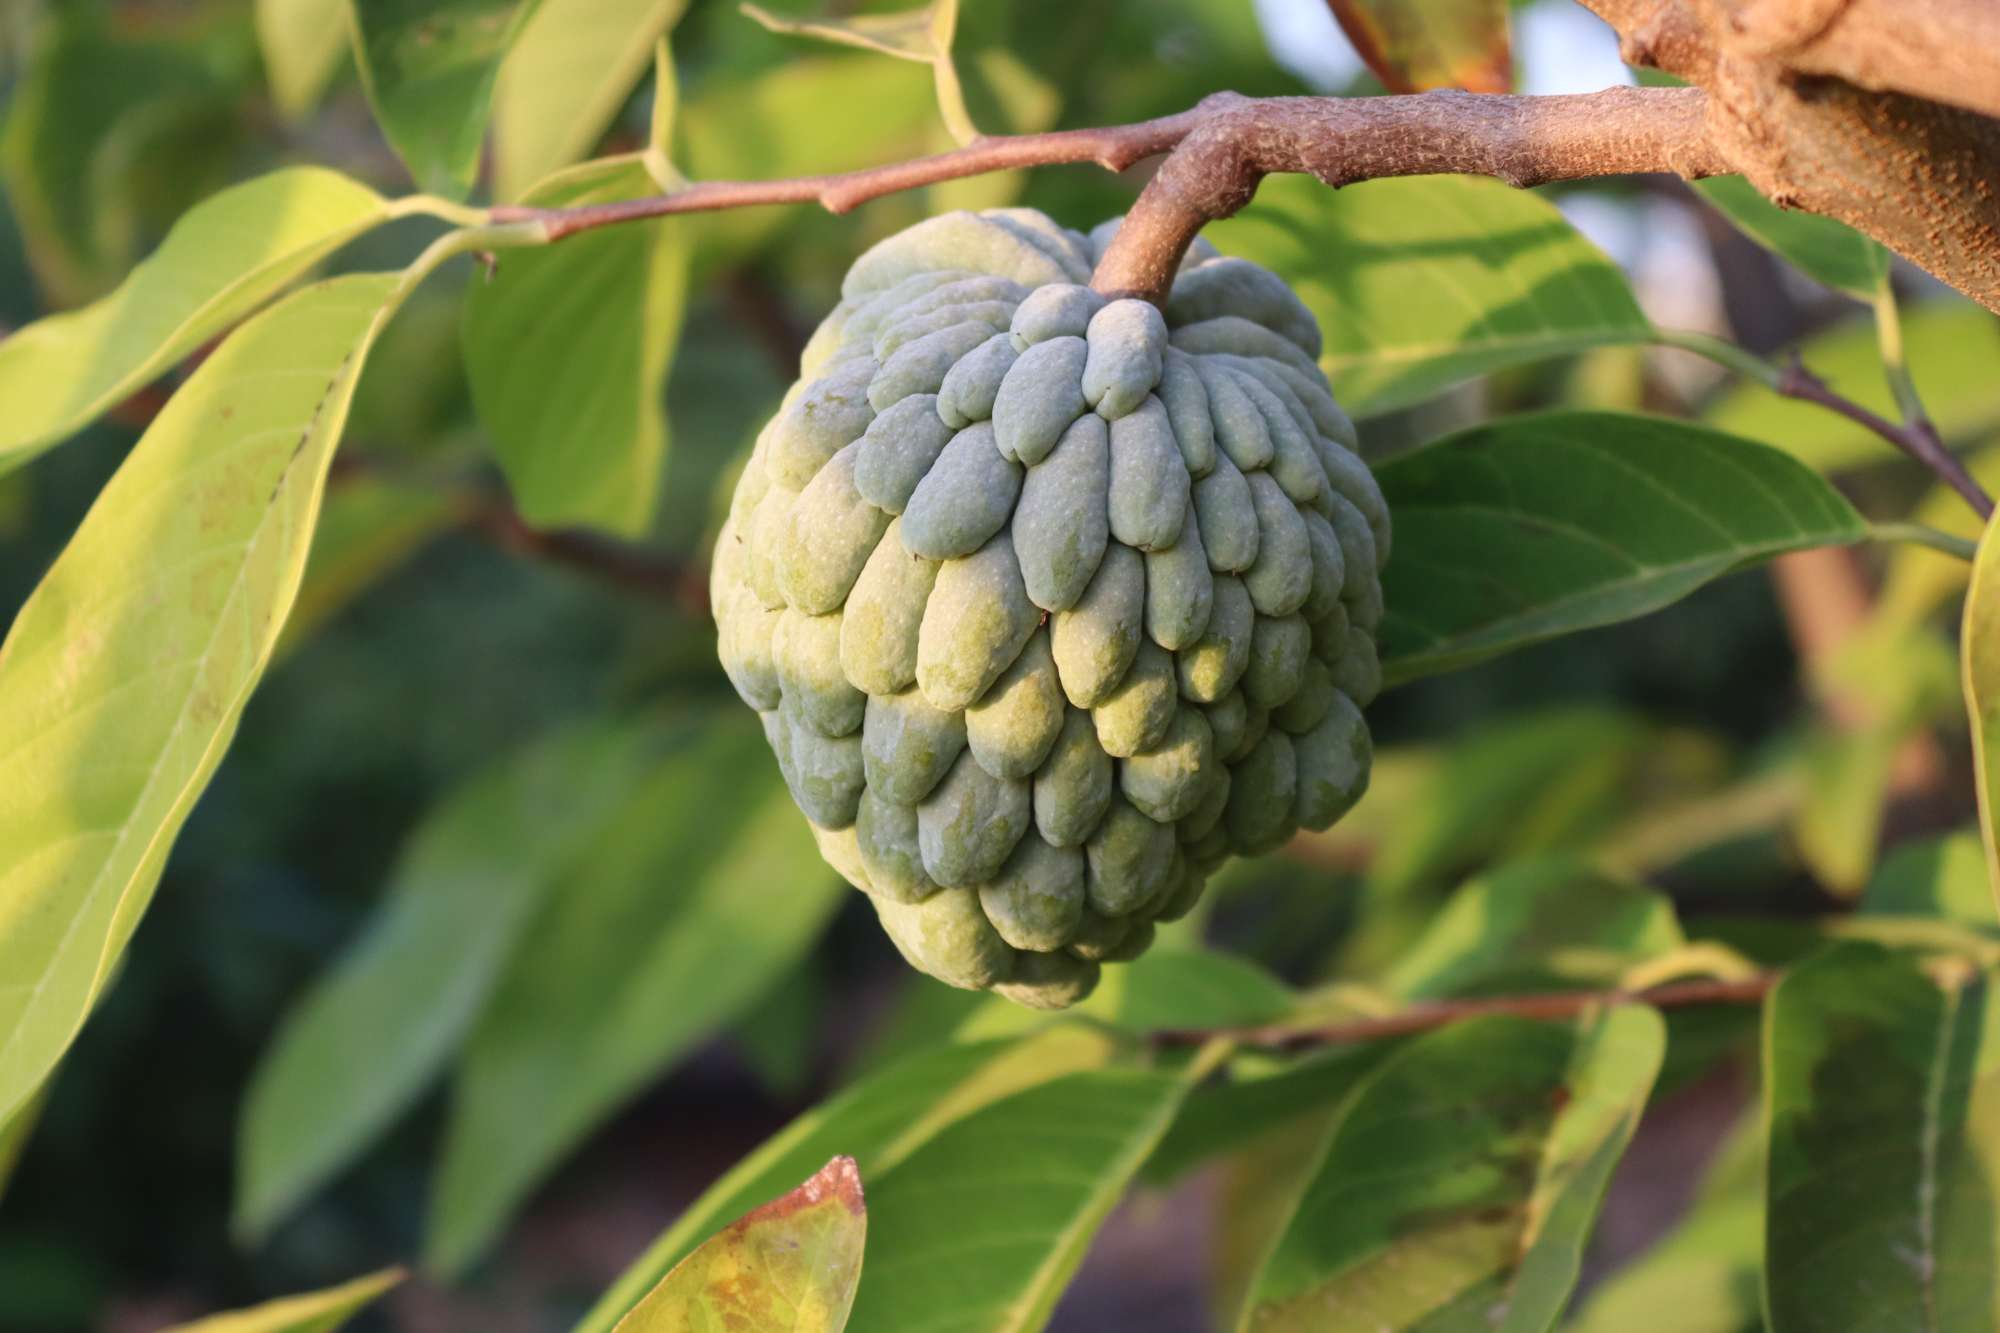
[425,718,847,1273]
[1143,1043,1386,1186]
[1243,1006,1664,1331]
[350,0,546,195]
[1695,175,1888,300]
[463,160,690,534]
[235,716,675,1240]
[1763,943,2000,1330]
[1203,175,1650,418]
[1376,412,1867,682]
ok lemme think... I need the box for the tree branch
[1094,87,1727,300]
[1776,358,1995,517]
[1153,973,1777,1051]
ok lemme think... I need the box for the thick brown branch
[1093,87,1727,301]
[1153,973,1776,1051]
[1703,0,2000,121]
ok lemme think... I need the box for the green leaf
[425,718,846,1273]
[1243,1006,1665,1331]
[0,269,409,1127]
[1386,859,1684,1000]
[958,948,1296,1041]
[278,469,462,654]
[1704,301,2000,472]
[1566,1122,1762,1333]
[0,1083,47,1206]
[1203,175,1650,418]
[491,0,689,201]
[256,0,351,118]
[1324,0,1511,94]
[579,1027,1123,1333]
[1763,942,2000,1330]
[741,0,973,144]
[0,167,394,473]
[1862,831,1998,930]
[463,160,689,535]
[160,1269,402,1333]
[1695,175,1889,300]
[844,1048,1221,1332]
[613,1156,866,1333]
[1376,412,1868,682]
[1144,1043,1387,1187]
[1969,511,2000,917]
[350,0,546,195]
[235,715,675,1241]
[0,25,240,304]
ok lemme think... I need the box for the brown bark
[1582,0,2000,312]
[1090,87,1729,300]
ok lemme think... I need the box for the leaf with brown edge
[1325,0,1511,94]
[614,1156,867,1333]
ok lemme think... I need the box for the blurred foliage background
[1,0,1995,1329]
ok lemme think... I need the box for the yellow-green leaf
[1325,0,1511,94]
[0,270,406,1125]
[614,1157,866,1333]
[256,0,350,118]
[161,1269,402,1333]
[741,0,974,144]
[1964,507,2000,912]
[0,167,394,473]
[492,0,690,201]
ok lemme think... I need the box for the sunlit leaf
[256,0,350,118]
[1964,508,2000,915]
[463,160,689,535]
[0,270,409,1126]
[350,0,546,195]
[579,1028,1122,1333]
[843,1046,1223,1332]
[742,0,973,143]
[1324,0,1510,94]
[1705,301,2000,473]
[235,716,676,1241]
[1385,858,1683,999]
[1862,830,1998,930]
[1695,175,1888,300]
[0,168,393,473]
[1242,1006,1664,1331]
[956,948,1297,1042]
[426,718,846,1273]
[1204,175,1649,418]
[1377,412,1868,682]
[1763,943,2000,1330]
[614,1157,866,1333]
[161,1269,402,1333]
[492,0,690,201]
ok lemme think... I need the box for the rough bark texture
[1585,0,2000,311]
[1091,87,1730,300]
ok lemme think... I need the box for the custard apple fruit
[712,207,1386,1009]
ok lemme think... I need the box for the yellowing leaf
[0,167,394,472]
[0,269,409,1124]
[161,1269,402,1333]
[1325,0,1511,94]
[1964,508,2000,913]
[615,1157,866,1333]
[741,1,974,144]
